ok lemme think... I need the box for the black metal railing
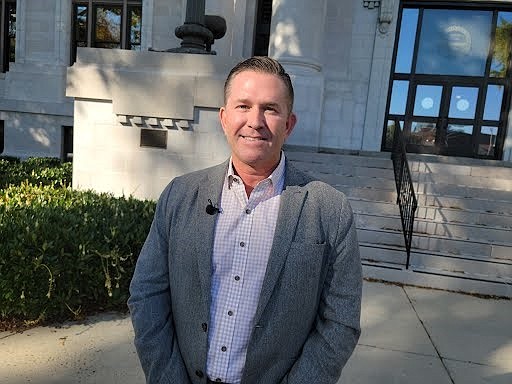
[391,121,418,269]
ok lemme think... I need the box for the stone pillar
[268,0,326,72]
[268,0,327,149]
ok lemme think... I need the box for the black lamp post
[164,0,226,54]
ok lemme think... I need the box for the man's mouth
[241,135,266,141]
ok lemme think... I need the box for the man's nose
[247,108,265,129]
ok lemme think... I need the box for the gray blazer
[128,159,362,384]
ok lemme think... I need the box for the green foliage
[492,17,512,77]
[0,157,72,189]
[0,158,156,325]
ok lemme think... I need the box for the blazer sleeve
[127,181,191,384]
[281,199,362,384]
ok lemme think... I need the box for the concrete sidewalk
[1,281,511,384]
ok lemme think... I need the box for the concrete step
[356,228,512,261]
[418,194,512,215]
[356,213,512,244]
[412,170,512,191]
[286,148,393,169]
[363,262,512,298]
[351,200,512,230]
[359,243,512,281]
[415,205,512,229]
[409,156,512,179]
[304,172,397,190]
[414,182,512,201]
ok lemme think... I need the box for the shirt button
[245,208,251,214]
[228,310,233,316]
[240,241,245,247]
[215,379,222,382]
[221,346,227,352]
[234,275,240,281]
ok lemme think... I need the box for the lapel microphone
[206,199,221,215]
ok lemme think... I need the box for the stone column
[268,0,328,149]
[268,0,327,72]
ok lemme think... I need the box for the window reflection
[478,126,498,156]
[413,85,442,117]
[446,124,473,149]
[448,87,478,119]
[384,120,404,150]
[491,12,512,78]
[416,9,492,76]
[389,80,409,115]
[483,85,504,121]
[130,7,142,50]
[411,122,436,146]
[94,6,121,48]
[395,8,419,74]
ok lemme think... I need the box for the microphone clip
[206,199,221,215]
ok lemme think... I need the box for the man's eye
[237,105,249,109]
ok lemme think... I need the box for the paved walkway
[1,281,511,383]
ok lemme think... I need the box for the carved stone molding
[117,115,192,130]
[363,1,380,9]
[363,0,395,34]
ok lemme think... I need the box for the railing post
[390,120,418,269]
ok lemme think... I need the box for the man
[128,57,362,384]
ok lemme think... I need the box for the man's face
[220,70,296,173]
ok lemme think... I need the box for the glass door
[408,82,484,156]
[383,5,512,159]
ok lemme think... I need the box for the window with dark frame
[1,0,15,73]
[0,120,4,154]
[382,2,512,160]
[71,0,142,64]
[253,0,272,56]
[61,126,73,162]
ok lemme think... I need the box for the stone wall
[67,49,239,200]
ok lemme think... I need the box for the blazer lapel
[195,162,228,312]
[252,163,310,324]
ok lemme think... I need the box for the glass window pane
[483,85,504,121]
[411,121,437,146]
[130,8,142,45]
[8,2,15,63]
[395,9,419,74]
[389,80,409,115]
[448,87,478,119]
[95,43,121,49]
[446,124,473,149]
[95,6,121,44]
[416,9,492,76]
[384,120,404,150]
[413,85,442,117]
[75,5,88,41]
[478,126,498,156]
[491,12,512,78]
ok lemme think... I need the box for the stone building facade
[2,0,512,164]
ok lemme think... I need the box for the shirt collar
[227,152,286,191]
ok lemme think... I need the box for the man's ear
[285,112,297,137]
[219,106,227,134]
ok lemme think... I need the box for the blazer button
[202,322,208,332]
[195,370,204,378]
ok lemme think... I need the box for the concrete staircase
[286,148,512,298]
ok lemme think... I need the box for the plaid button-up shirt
[206,154,286,384]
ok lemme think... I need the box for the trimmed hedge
[0,157,72,189]
[0,159,156,324]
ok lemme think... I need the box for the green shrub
[0,157,72,189]
[0,182,156,323]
